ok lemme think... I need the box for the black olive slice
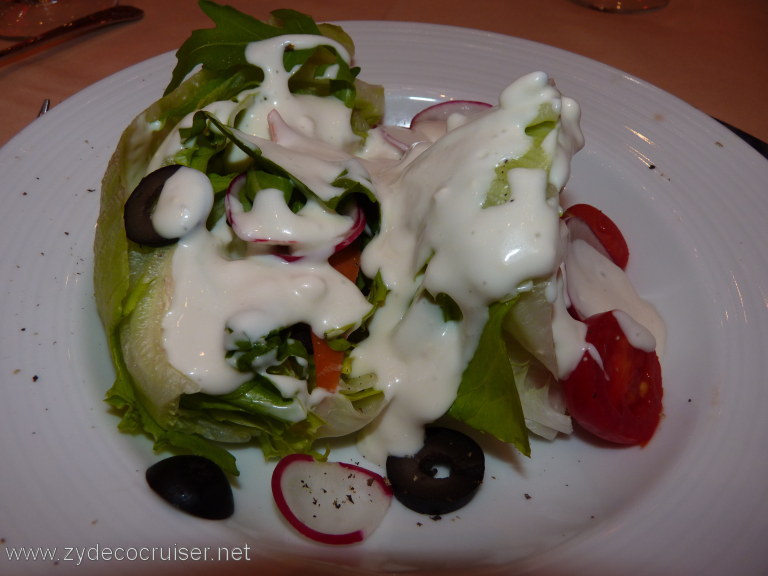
[123,164,182,247]
[386,427,485,515]
[145,455,234,520]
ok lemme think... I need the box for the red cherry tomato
[563,203,630,270]
[561,310,663,445]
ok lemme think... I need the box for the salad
[94,0,664,542]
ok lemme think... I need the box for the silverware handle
[0,5,144,62]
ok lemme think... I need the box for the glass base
[0,0,117,40]
[571,0,669,13]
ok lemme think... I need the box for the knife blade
[0,5,143,64]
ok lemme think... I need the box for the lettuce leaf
[484,102,559,207]
[104,327,239,475]
[177,379,326,462]
[447,284,570,453]
[448,299,531,457]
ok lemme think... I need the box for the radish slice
[225,173,365,262]
[332,202,365,253]
[272,454,392,545]
[225,173,267,243]
[410,100,492,129]
[380,101,492,154]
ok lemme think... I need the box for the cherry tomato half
[561,310,663,445]
[563,203,630,270]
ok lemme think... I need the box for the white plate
[1,21,767,576]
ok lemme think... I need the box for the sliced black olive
[123,164,182,246]
[146,455,234,520]
[386,427,485,515]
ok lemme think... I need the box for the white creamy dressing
[550,271,590,379]
[353,73,588,462]
[147,100,239,174]
[150,167,214,239]
[238,35,356,148]
[564,238,666,355]
[147,35,359,174]
[153,34,372,402]
[222,112,375,258]
[228,187,352,245]
[162,217,372,398]
[145,35,665,462]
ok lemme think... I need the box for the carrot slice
[311,338,346,392]
[328,242,361,283]
[311,244,362,392]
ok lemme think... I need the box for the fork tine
[37,98,50,117]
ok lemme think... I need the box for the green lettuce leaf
[484,102,559,207]
[105,330,239,476]
[178,378,326,461]
[448,298,531,457]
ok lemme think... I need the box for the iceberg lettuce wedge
[94,3,385,475]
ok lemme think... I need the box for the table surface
[0,0,766,148]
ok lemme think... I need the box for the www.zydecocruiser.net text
[3,543,252,566]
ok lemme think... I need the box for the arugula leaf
[448,299,531,457]
[200,112,379,214]
[340,270,388,347]
[181,378,303,421]
[269,8,322,34]
[200,112,315,192]
[226,326,310,380]
[239,170,300,212]
[329,172,378,211]
[165,2,383,137]
[167,1,355,103]
[351,78,386,134]
[166,0,282,95]
[432,292,464,323]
